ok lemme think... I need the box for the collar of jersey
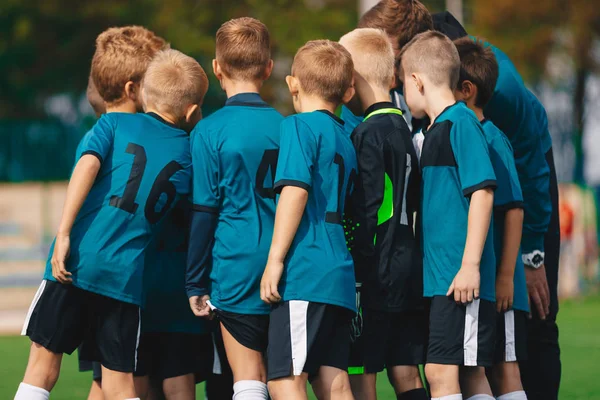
[316,109,345,125]
[146,112,178,129]
[225,92,270,108]
[363,101,398,119]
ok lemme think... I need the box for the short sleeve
[489,133,524,210]
[171,153,192,197]
[450,116,497,196]
[274,117,316,192]
[190,125,219,213]
[78,115,115,163]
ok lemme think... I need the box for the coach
[345,2,562,399]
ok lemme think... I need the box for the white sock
[497,391,527,400]
[466,395,495,400]
[14,383,50,400]
[432,395,462,400]
[124,398,141,400]
[233,380,269,400]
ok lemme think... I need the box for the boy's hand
[189,295,213,319]
[261,259,284,304]
[496,275,514,313]
[447,263,480,304]
[51,234,72,284]
[525,264,550,320]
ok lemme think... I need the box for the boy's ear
[411,73,424,94]
[286,75,300,96]
[459,80,477,102]
[263,59,274,80]
[124,81,139,101]
[212,59,223,81]
[342,78,356,104]
[185,104,200,123]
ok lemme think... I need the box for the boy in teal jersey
[16,46,208,400]
[260,39,356,400]
[400,31,497,400]
[454,37,529,400]
[186,17,282,400]
[339,28,428,400]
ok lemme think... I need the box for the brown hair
[143,49,209,118]
[291,40,354,105]
[91,26,169,106]
[453,37,499,108]
[215,17,271,81]
[358,0,433,54]
[339,28,395,90]
[400,30,460,88]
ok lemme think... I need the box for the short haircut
[291,40,354,104]
[400,30,460,89]
[453,37,499,108]
[91,26,169,106]
[358,0,433,53]
[339,28,394,90]
[143,49,209,117]
[215,17,271,81]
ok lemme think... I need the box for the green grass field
[1,296,599,399]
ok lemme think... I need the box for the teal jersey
[190,93,283,314]
[142,199,208,333]
[420,102,497,301]
[482,120,529,312]
[44,113,192,306]
[274,110,357,312]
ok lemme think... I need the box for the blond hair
[143,49,209,117]
[340,28,394,91]
[216,17,271,81]
[400,30,460,88]
[292,40,354,104]
[91,25,169,106]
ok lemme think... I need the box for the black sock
[397,387,429,400]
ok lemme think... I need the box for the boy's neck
[223,78,262,99]
[299,95,338,115]
[144,107,178,125]
[105,101,137,114]
[424,86,457,127]
[360,85,392,114]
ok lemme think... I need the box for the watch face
[532,253,544,266]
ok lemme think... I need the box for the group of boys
[14,1,559,400]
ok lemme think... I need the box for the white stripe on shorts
[504,310,517,362]
[21,280,47,335]
[212,332,222,375]
[464,299,480,366]
[289,300,309,376]
[134,307,141,371]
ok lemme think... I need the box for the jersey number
[326,153,356,224]
[110,143,184,223]
[256,149,279,200]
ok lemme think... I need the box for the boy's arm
[496,207,523,312]
[261,186,308,304]
[185,127,219,317]
[447,187,494,303]
[51,155,101,284]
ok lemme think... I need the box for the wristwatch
[522,250,545,269]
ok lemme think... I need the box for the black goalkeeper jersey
[348,102,423,312]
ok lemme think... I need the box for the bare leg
[268,373,309,400]
[459,366,493,398]
[163,374,196,400]
[87,380,104,400]
[134,375,150,400]
[425,363,460,399]
[101,365,137,400]
[349,373,376,400]
[221,323,267,383]
[311,366,354,400]
[489,362,524,397]
[22,341,63,391]
[388,365,424,395]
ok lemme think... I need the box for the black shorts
[427,296,496,367]
[494,310,528,363]
[267,301,352,381]
[212,307,269,353]
[22,280,140,373]
[349,309,428,373]
[78,342,102,381]
[135,332,213,381]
